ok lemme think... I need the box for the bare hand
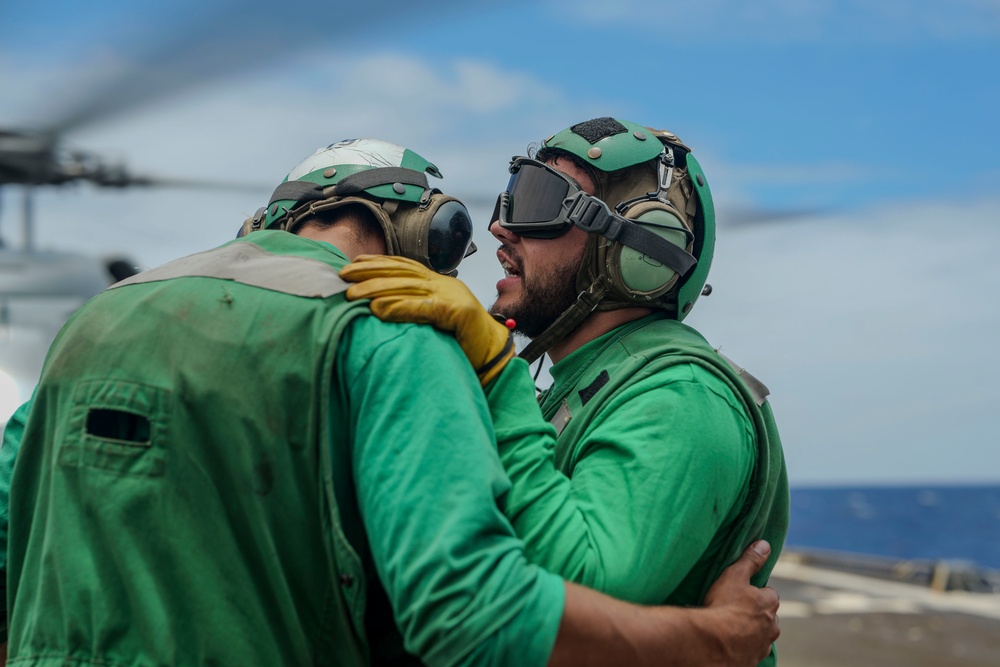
[700,540,780,666]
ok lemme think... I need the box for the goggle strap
[566,193,697,275]
[519,284,607,365]
[335,167,430,196]
[612,222,697,275]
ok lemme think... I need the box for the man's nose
[489,219,521,243]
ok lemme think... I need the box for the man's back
[6,232,370,665]
[4,231,571,667]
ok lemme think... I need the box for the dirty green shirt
[0,235,564,667]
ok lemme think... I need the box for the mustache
[497,242,523,272]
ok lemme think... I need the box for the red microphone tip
[504,318,516,330]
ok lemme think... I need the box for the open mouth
[497,245,523,280]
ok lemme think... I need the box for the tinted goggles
[492,158,699,277]
[493,158,584,239]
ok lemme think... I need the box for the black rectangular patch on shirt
[578,369,610,406]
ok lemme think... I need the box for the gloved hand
[340,255,515,386]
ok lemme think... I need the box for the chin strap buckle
[656,146,675,201]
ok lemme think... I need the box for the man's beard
[490,246,582,339]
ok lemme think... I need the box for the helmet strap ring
[656,148,675,198]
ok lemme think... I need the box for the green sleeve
[0,398,33,574]
[341,318,564,667]
[1,398,32,642]
[486,357,755,604]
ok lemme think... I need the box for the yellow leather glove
[340,255,515,386]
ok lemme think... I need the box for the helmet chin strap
[518,282,608,365]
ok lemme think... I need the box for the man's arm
[0,397,32,650]
[342,256,771,602]
[487,356,754,603]
[552,540,779,667]
[340,257,780,664]
[341,318,778,667]
[0,398,31,573]
[342,318,563,667]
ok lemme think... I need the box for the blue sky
[1,0,998,485]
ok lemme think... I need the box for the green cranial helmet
[515,117,715,363]
[241,138,475,274]
[261,138,443,229]
[539,117,716,321]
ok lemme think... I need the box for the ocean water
[786,484,1000,571]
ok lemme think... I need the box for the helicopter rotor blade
[718,205,834,227]
[25,0,483,138]
[103,173,269,194]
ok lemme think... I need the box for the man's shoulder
[618,317,773,412]
[338,312,483,404]
[342,314,467,365]
[614,318,753,395]
[559,316,716,385]
[617,315,714,357]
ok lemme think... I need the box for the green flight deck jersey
[0,231,563,667]
[484,313,789,666]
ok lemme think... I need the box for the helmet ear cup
[237,207,267,238]
[390,194,474,274]
[603,202,693,300]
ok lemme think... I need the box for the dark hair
[532,145,599,187]
[292,202,383,244]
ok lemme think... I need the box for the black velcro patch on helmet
[571,118,628,144]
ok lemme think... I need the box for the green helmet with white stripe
[241,138,475,274]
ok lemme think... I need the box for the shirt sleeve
[486,357,755,604]
[0,398,32,574]
[0,397,32,642]
[339,317,564,667]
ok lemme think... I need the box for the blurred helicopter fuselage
[0,247,133,424]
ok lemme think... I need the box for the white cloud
[691,196,1000,484]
